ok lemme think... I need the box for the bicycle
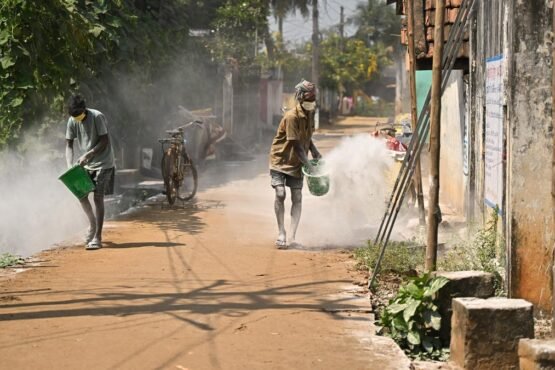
[158,120,200,205]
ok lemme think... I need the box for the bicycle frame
[158,120,201,204]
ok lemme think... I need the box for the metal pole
[426,0,445,271]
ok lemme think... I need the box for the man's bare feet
[275,233,287,249]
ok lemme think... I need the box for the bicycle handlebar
[159,120,203,142]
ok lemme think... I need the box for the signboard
[484,55,504,214]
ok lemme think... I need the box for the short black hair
[67,94,86,116]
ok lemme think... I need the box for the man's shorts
[87,167,115,196]
[270,170,303,189]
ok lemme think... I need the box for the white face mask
[302,101,316,111]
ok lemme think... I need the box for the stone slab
[435,271,495,343]
[519,339,555,370]
[450,297,534,370]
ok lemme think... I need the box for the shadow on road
[0,279,361,324]
[103,241,185,249]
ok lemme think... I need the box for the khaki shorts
[270,170,303,189]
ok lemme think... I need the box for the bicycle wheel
[176,154,198,201]
[161,151,177,205]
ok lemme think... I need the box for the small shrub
[378,273,450,361]
[439,208,505,294]
[354,240,425,275]
[0,253,24,268]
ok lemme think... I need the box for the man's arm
[65,139,74,168]
[78,134,109,165]
[292,140,310,167]
[309,140,321,159]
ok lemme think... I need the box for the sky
[268,0,364,46]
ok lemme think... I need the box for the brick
[519,339,555,370]
[451,298,534,370]
[435,271,495,344]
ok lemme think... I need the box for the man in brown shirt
[269,80,321,248]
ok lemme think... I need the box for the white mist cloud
[0,139,86,257]
[301,134,393,247]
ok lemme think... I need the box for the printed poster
[484,55,504,214]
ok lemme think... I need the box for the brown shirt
[269,104,314,177]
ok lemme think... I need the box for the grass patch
[354,240,425,276]
[0,253,24,268]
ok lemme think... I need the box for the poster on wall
[484,55,504,214]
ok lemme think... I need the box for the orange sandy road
[0,117,409,370]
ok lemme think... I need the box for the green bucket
[302,159,330,197]
[59,165,95,199]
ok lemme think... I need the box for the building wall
[440,71,466,214]
[470,0,554,310]
[507,0,554,310]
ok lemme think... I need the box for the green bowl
[302,159,330,196]
[59,165,95,199]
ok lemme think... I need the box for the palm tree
[270,0,311,37]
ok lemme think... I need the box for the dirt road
[0,117,409,369]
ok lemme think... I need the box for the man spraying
[269,80,322,249]
[65,95,115,250]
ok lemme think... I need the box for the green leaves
[407,331,421,345]
[379,274,448,361]
[403,299,420,322]
[1,56,15,69]
[424,276,449,297]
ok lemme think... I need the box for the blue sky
[268,0,364,45]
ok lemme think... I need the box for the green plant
[354,240,424,275]
[0,253,24,268]
[378,273,449,360]
[439,208,505,294]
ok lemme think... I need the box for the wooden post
[339,6,344,51]
[426,0,445,271]
[312,0,319,86]
[312,0,320,129]
[407,0,426,226]
[551,0,555,338]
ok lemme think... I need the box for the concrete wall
[470,0,554,310]
[440,71,467,214]
[507,0,554,310]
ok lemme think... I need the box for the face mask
[302,101,316,111]
[73,111,86,122]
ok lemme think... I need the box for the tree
[0,0,194,148]
[319,33,386,93]
[352,0,399,49]
[210,0,275,72]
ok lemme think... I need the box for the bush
[0,253,24,268]
[439,208,505,294]
[378,273,450,361]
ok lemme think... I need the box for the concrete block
[435,271,495,343]
[450,297,534,370]
[519,339,555,370]
[115,168,140,193]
